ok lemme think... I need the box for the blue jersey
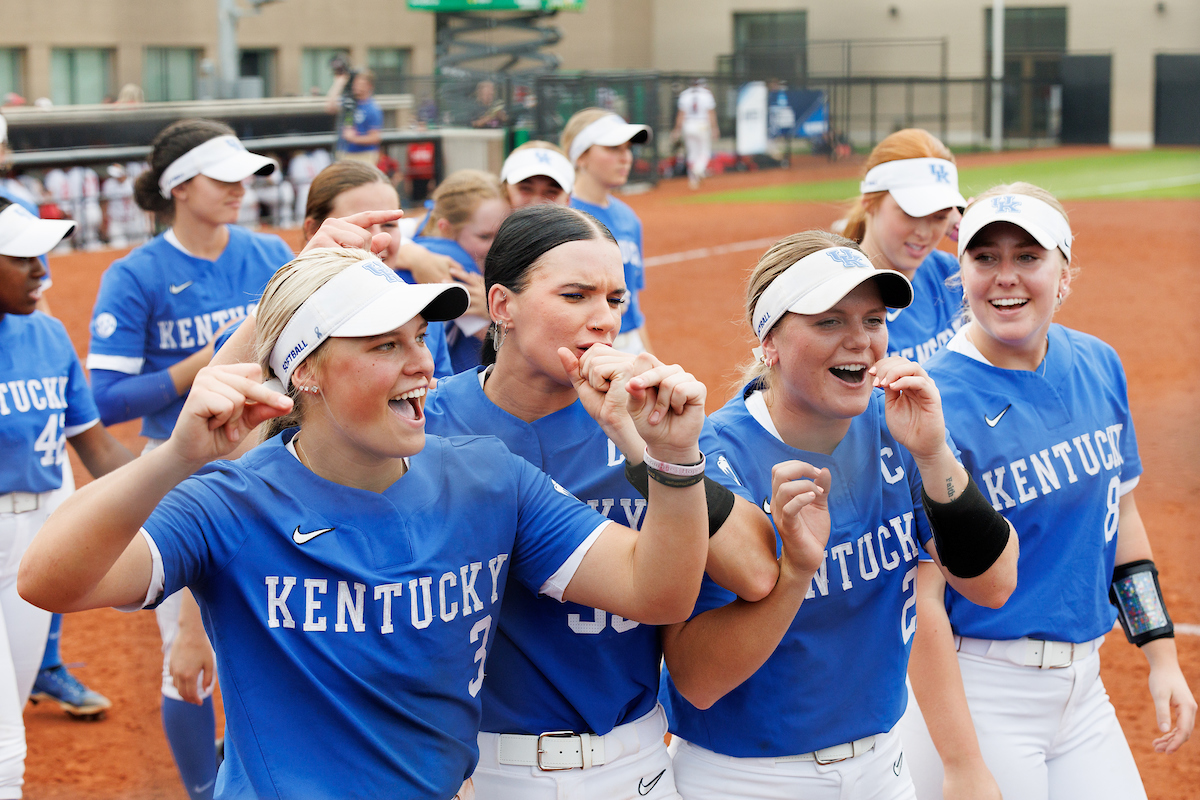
[412,236,486,374]
[886,249,963,364]
[925,325,1141,643]
[424,367,661,735]
[570,195,646,333]
[0,312,99,493]
[86,227,292,440]
[339,97,383,153]
[143,429,607,800]
[662,386,933,757]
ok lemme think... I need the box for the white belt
[776,735,876,765]
[0,492,40,514]
[498,731,608,771]
[956,635,1098,670]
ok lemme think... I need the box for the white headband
[270,258,469,389]
[501,147,575,195]
[159,135,276,199]
[751,247,913,341]
[957,193,1073,262]
[859,157,966,217]
[567,114,653,165]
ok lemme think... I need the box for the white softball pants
[897,638,1146,800]
[472,704,681,799]
[0,478,70,798]
[682,120,712,180]
[672,728,917,800]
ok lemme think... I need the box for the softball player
[659,231,1019,800]
[413,169,508,373]
[498,141,573,208]
[20,245,714,799]
[0,200,133,797]
[561,108,653,355]
[672,79,718,190]
[897,183,1195,799]
[423,204,778,799]
[844,129,966,365]
[85,118,290,800]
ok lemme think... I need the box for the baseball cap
[500,147,575,194]
[957,193,1073,262]
[270,257,470,389]
[159,135,276,199]
[859,157,967,218]
[568,114,653,165]
[0,203,76,258]
[751,246,913,341]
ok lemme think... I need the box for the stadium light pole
[991,0,1004,151]
[218,0,284,99]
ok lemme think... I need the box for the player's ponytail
[843,128,955,243]
[133,118,237,217]
[480,204,615,366]
[736,230,863,395]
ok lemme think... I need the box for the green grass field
[688,148,1200,204]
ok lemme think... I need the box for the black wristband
[1110,559,1174,646]
[624,460,735,537]
[920,475,1011,579]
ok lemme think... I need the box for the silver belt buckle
[812,744,850,765]
[1042,640,1074,669]
[537,731,579,771]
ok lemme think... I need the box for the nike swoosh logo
[193,779,215,793]
[985,404,1011,428]
[169,281,194,294]
[638,768,667,796]
[886,308,903,322]
[893,752,904,776]
[292,526,335,544]
[762,498,771,515]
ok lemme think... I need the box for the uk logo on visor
[930,164,950,183]
[992,196,1021,213]
[826,249,871,269]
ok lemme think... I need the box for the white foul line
[1057,173,1200,199]
[644,236,782,268]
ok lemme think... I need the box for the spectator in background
[116,84,144,105]
[101,164,145,249]
[470,80,508,129]
[326,68,382,164]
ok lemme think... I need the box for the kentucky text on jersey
[156,304,255,351]
[0,377,70,415]
[804,509,919,599]
[264,554,510,636]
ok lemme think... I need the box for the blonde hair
[736,230,862,393]
[420,169,503,237]
[843,128,955,243]
[961,181,1078,306]
[559,108,614,163]
[255,247,374,439]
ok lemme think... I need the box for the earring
[1055,292,1064,309]
[493,322,508,351]
[299,384,319,394]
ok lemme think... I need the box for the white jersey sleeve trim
[86,353,146,374]
[115,528,165,612]
[63,418,100,438]
[539,520,612,602]
[1119,475,1140,496]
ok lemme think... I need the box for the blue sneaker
[30,664,112,718]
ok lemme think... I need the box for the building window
[732,11,808,81]
[302,48,350,96]
[368,48,411,94]
[240,49,277,97]
[144,48,199,102]
[50,48,114,105]
[0,49,24,100]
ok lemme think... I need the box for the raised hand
[769,461,832,577]
[165,364,293,467]
[300,209,403,257]
[870,355,947,462]
[559,345,658,461]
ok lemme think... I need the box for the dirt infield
[25,155,1200,798]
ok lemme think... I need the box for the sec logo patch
[93,312,117,339]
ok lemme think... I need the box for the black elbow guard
[624,460,735,537]
[921,475,1011,579]
[1110,560,1174,647]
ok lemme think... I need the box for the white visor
[859,157,967,217]
[568,114,653,165]
[270,257,470,389]
[501,147,575,195]
[0,203,75,258]
[751,247,913,341]
[159,135,277,199]
[958,194,1072,263]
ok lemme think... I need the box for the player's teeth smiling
[829,364,867,384]
[388,387,426,420]
[991,298,1028,308]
